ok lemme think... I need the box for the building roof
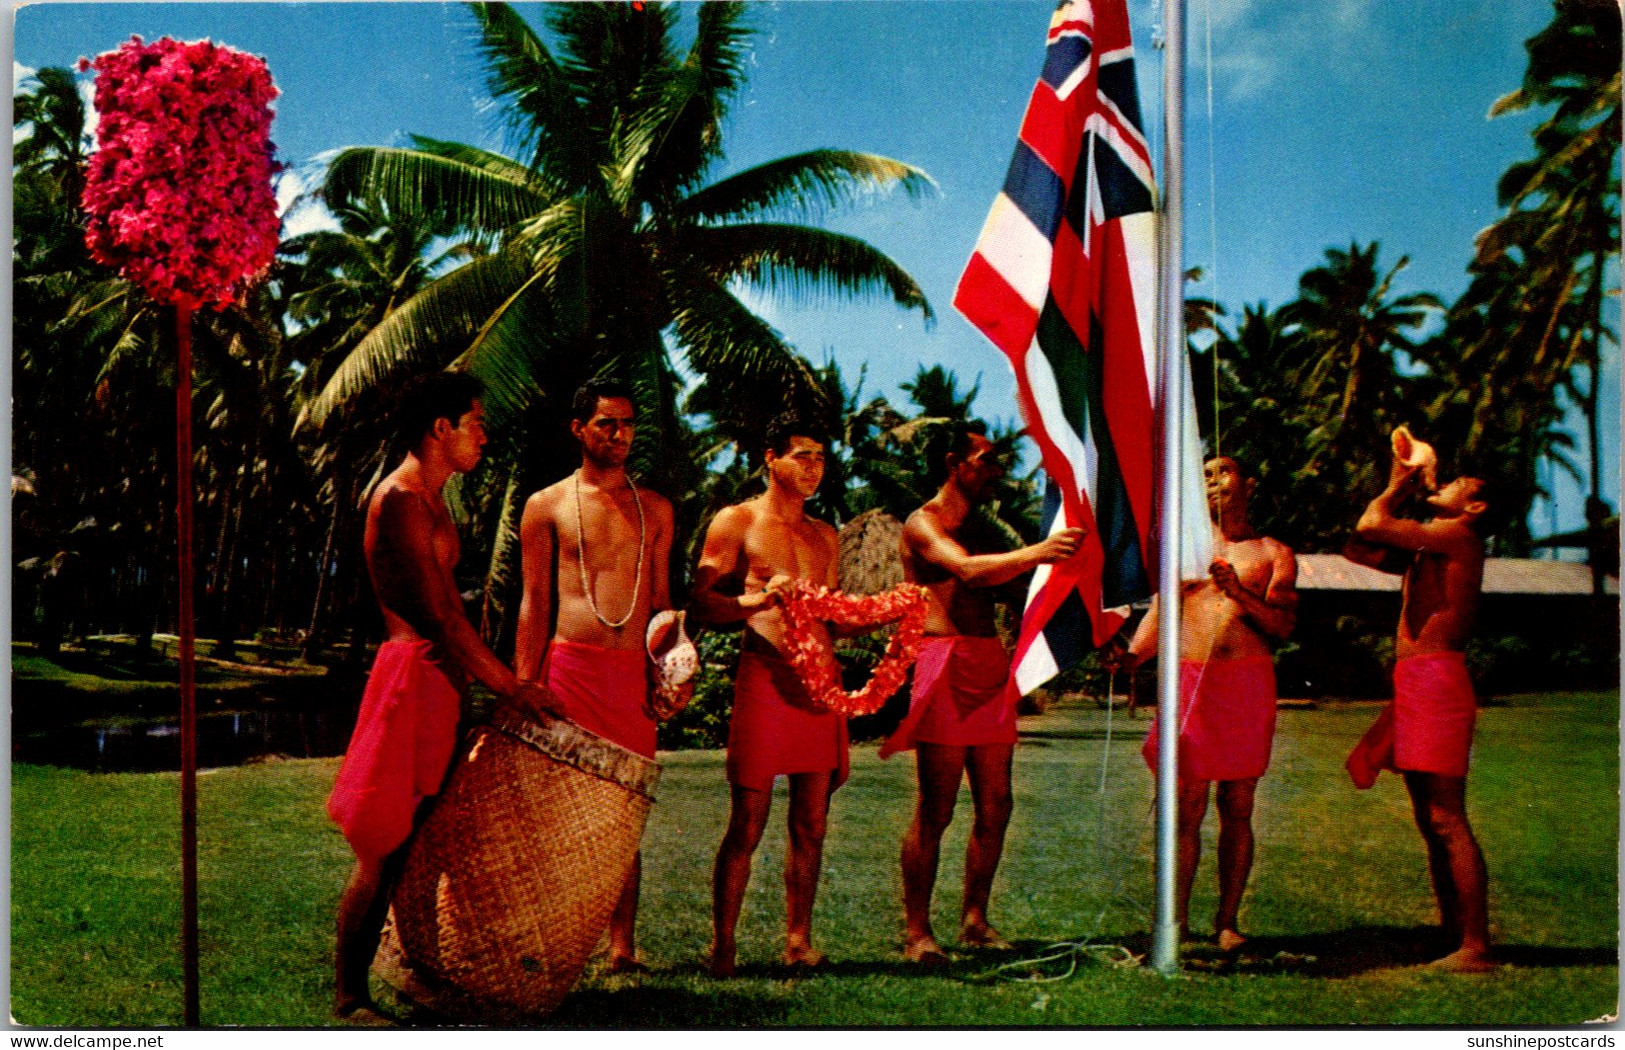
[1295,554,1619,596]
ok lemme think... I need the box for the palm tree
[14,66,178,651]
[1277,242,1443,484]
[1478,0,1619,574]
[309,2,933,470]
[305,2,934,640]
[279,199,465,658]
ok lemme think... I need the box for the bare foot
[782,942,827,969]
[958,922,1013,950]
[334,1004,395,1027]
[708,944,737,979]
[1216,929,1248,954]
[1426,947,1496,973]
[903,935,951,967]
[605,954,650,975]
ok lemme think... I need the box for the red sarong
[1142,656,1277,782]
[726,649,849,791]
[544,638,656,758]
[326,640,463,863]
[880,635,1014,758]
[1346,651,1476,785]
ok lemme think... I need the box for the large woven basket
[373,707,660,1023]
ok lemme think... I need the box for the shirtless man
[691,413,843,976]
[1109,456,1296,952]
[327,371,556,1022]
[1344,451,1496,972]
[514,378,681,974]
[885,421,1084,964]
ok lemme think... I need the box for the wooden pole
[176,303,200,1026]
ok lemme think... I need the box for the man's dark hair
[925,418,989,487]
[396,371,483,448]
[764,412,826,458]
[571,377,636,422]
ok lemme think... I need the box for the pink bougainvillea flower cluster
[779,581,929,717]
[80,35,281,311]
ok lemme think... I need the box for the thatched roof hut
[838,509,904,595]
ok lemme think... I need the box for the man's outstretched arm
[905,511,1084,590]
[1342,536,1412,575]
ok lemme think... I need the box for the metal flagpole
[1152,0,1188,977]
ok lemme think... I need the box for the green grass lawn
[11,690,1618,1027]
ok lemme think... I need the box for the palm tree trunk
[303,497,343,661]
[1584,247,1608,598]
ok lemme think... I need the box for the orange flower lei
[778,580,929,717]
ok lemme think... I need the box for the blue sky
[13,0,1618,539]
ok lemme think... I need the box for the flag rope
[983,648,1218,984]
[1204,0,1223,459]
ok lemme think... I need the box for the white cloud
[14,61,36,94]
[80,78,99,149]
[275,168,341,239]
[1187,0,1378,102]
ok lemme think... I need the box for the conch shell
[646,609,698,720]
[1390,425,1438,491]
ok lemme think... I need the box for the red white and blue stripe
[954,0,1210,694]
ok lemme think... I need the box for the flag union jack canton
[955,0,1205,694]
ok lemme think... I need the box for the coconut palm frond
[678,150,938,225]
[686,222,934,323]
[618,1,753,199]
[406,134,544,189]
[322,146,548,234]
[465,1,596,183]
[301,246,537,428]
[666,268,822,402]
[449,269,569,425]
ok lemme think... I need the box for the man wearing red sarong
[327,372,556,1022]
[692,414,844,976]
[1111,456,1297,953]
[514,377,683,974]
[887,421,1084,964]
[1344,448,1497,972]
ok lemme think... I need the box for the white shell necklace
[573,469,646,630]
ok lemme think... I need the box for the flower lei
[80,36,281,310]
[778,580,929,717]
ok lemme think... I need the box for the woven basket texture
[373,710,658,1021]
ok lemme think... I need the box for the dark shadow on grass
[1121,926,1619,978]
[1020,728,1150,743]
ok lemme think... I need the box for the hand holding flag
[954,0,1212,695]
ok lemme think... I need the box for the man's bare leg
[1404,774,1461,942]
[1404,771,1493,971]
[959,743,1014,948]
[605,852,645,974]
[1175,779,1212,940]
[901,743,965,963]
[711,784,772,977]
[334,852,402,1020]
[784,770,834,968]
[1213,778,1258,951]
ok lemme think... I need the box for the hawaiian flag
[954,0,1212,694]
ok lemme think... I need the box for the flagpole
[1152,0,1188,977]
